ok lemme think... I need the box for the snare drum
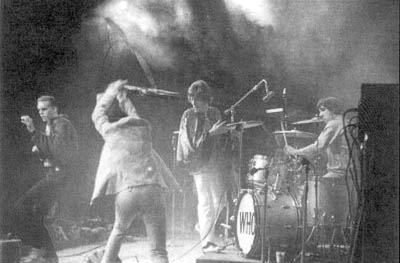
[247,155,269,188]
[235,190,300,259]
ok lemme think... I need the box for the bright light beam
[104,17,157,88]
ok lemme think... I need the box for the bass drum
[235,190,300,259]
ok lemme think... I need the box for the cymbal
[226,120,263,130]
[273,130,316,139]
[292,117,324,125]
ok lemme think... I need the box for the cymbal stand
[293,158,311,263]
[171,133,178,239]
[301,160,311,263]
[282,88,288,130]
[305,174,320,245]
[261,172,271,263]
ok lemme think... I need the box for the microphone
[262,80,274,102]
[263,90,275,102]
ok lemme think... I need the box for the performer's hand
[32,145,39,153]
[105,79,128,97]
[20,115,35,132]
[116,89,128,103]
[208,120,229,136]
[284,145,297,156]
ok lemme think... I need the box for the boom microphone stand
[224,79,266,191]
[223,80,266,248]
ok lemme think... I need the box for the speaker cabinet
[355,84,399,262]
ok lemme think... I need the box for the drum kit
[224,117,352,262]
[169,80,353,262]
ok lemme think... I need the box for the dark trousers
[13,169,65,258]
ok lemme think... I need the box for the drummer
[284,97,350,224]
[284,97,348,178]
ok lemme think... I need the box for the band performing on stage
[2,0,399,262]
[9,77,365,263]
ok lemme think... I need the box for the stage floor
[196,247,261,263]
[56,234,348,263]
[58,235,204,263]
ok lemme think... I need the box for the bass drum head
[235,193,258,256]
[235,190,300,259]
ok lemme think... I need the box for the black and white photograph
[1,0,398,263]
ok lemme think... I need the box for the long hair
[187,80,212,104]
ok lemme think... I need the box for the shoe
[202,242,221,253]
[83,248,122,263]
[83,249,104,263]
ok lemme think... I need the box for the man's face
[318,106,334,123]
[188,96,209,113]
[37,101,58,122]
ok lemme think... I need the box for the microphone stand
[222,80,265,246]
[224,80,265,191]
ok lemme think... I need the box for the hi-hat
[292,117,324,125]
[273,130,316,139]
[226,120,263,130]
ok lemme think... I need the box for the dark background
[0,0,398,250]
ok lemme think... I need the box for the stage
[55,235,344,263]
[196,248,261,263]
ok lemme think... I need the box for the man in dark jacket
[17,95,78,263]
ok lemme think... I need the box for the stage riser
[196,251,261,263]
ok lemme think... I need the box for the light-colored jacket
[90,92,171,203]
[296,115,348,178]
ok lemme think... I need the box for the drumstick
[280,121,288,147]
